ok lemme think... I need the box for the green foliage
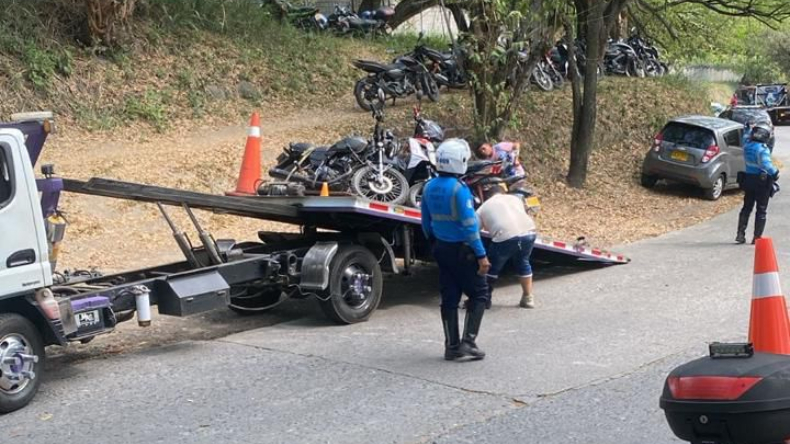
[633,1,790,82]
[123,91,169,130]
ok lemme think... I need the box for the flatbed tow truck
[0,114,629,413]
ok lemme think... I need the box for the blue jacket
[420,176,486,258]
[743,128,777,176]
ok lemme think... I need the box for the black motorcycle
[405,34,468,89]
[267,103,409,204]
[353,55,439,111]
[627,34,667,77]
[329,5,393,37]
[604,39,644,77]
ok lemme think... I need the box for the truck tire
[319,245,383,324]
[0,313,45,414]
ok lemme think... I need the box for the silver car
[641,115,745,200]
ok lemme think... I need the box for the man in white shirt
[476,185,538,308]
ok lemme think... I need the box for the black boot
[753,218,767,244]
[441,308,463,361]
[485,276,496,310]
[736,213,748,244]
[459,302,486,360]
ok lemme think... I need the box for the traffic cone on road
[227,112,262,196]
[319,181,330,197]
[748,237,790,355]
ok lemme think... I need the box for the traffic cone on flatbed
[227,112,262,196]
[748,237,790,355]
[320,182,330,197]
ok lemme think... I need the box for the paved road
[4,128,790,443]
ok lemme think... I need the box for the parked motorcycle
[604,39,644,77]
[405,34,469,89]
[267,100,409,204]
[328,5,393,37]
[627,33,667,77]
[353,55,439,111]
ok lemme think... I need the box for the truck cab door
[0,131,50,296]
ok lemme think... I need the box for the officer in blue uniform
[736,122,779,244]
[421,139,491,361]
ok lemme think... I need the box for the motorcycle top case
[660,352,790,444]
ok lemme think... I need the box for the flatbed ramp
[64,178,630,265]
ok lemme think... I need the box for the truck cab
[0,127,53,296]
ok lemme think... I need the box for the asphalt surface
[4,127,790,444]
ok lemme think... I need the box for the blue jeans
[487,234,536,278]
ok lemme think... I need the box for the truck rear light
[652,132,663,152]
[667,376,762,400]
[701,144,720,163]
[35,288,61,320]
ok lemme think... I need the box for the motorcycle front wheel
[531,68,554,91]
[420,74,440,102]
[354,78,385,111]
[351,166,409,205]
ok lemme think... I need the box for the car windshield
[661,122,715,150]
[730,109,771,126]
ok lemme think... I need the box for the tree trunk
[567,0,603,188]
[358,0,383,12]
[448,4,469,33]
[389,0,440,30]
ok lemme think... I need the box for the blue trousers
[432,241,488,310]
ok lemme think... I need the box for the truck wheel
[228,285,283,316]
[0,313,45,414]
[319,245,383,324]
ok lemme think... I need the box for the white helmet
[435,138,471,175]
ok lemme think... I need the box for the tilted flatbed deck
[64,177,630,265]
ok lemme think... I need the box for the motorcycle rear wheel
[354,78,384,111]
[351,166,409,205]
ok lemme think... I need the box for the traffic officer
[736,122,779,244]
[421,138,491,361]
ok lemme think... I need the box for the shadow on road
[44,259,604,373]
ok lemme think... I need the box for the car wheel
[704,174,725,201]
[640,174,658,188]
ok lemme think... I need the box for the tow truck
[734,83,790,125]
[0,113,629,413]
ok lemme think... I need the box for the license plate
[670,150,689,161]
[76,310,100,328]
[526,196,541,208]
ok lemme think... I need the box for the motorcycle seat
[354,59,403,74]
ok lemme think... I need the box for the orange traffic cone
[227,112,262,196]
[748,237,790,355]
[319,182,330,197]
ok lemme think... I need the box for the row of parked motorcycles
[278,2,395,37]
[351,31,669,110]
[261,95,530,209]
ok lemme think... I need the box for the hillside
[0,1,740,272]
